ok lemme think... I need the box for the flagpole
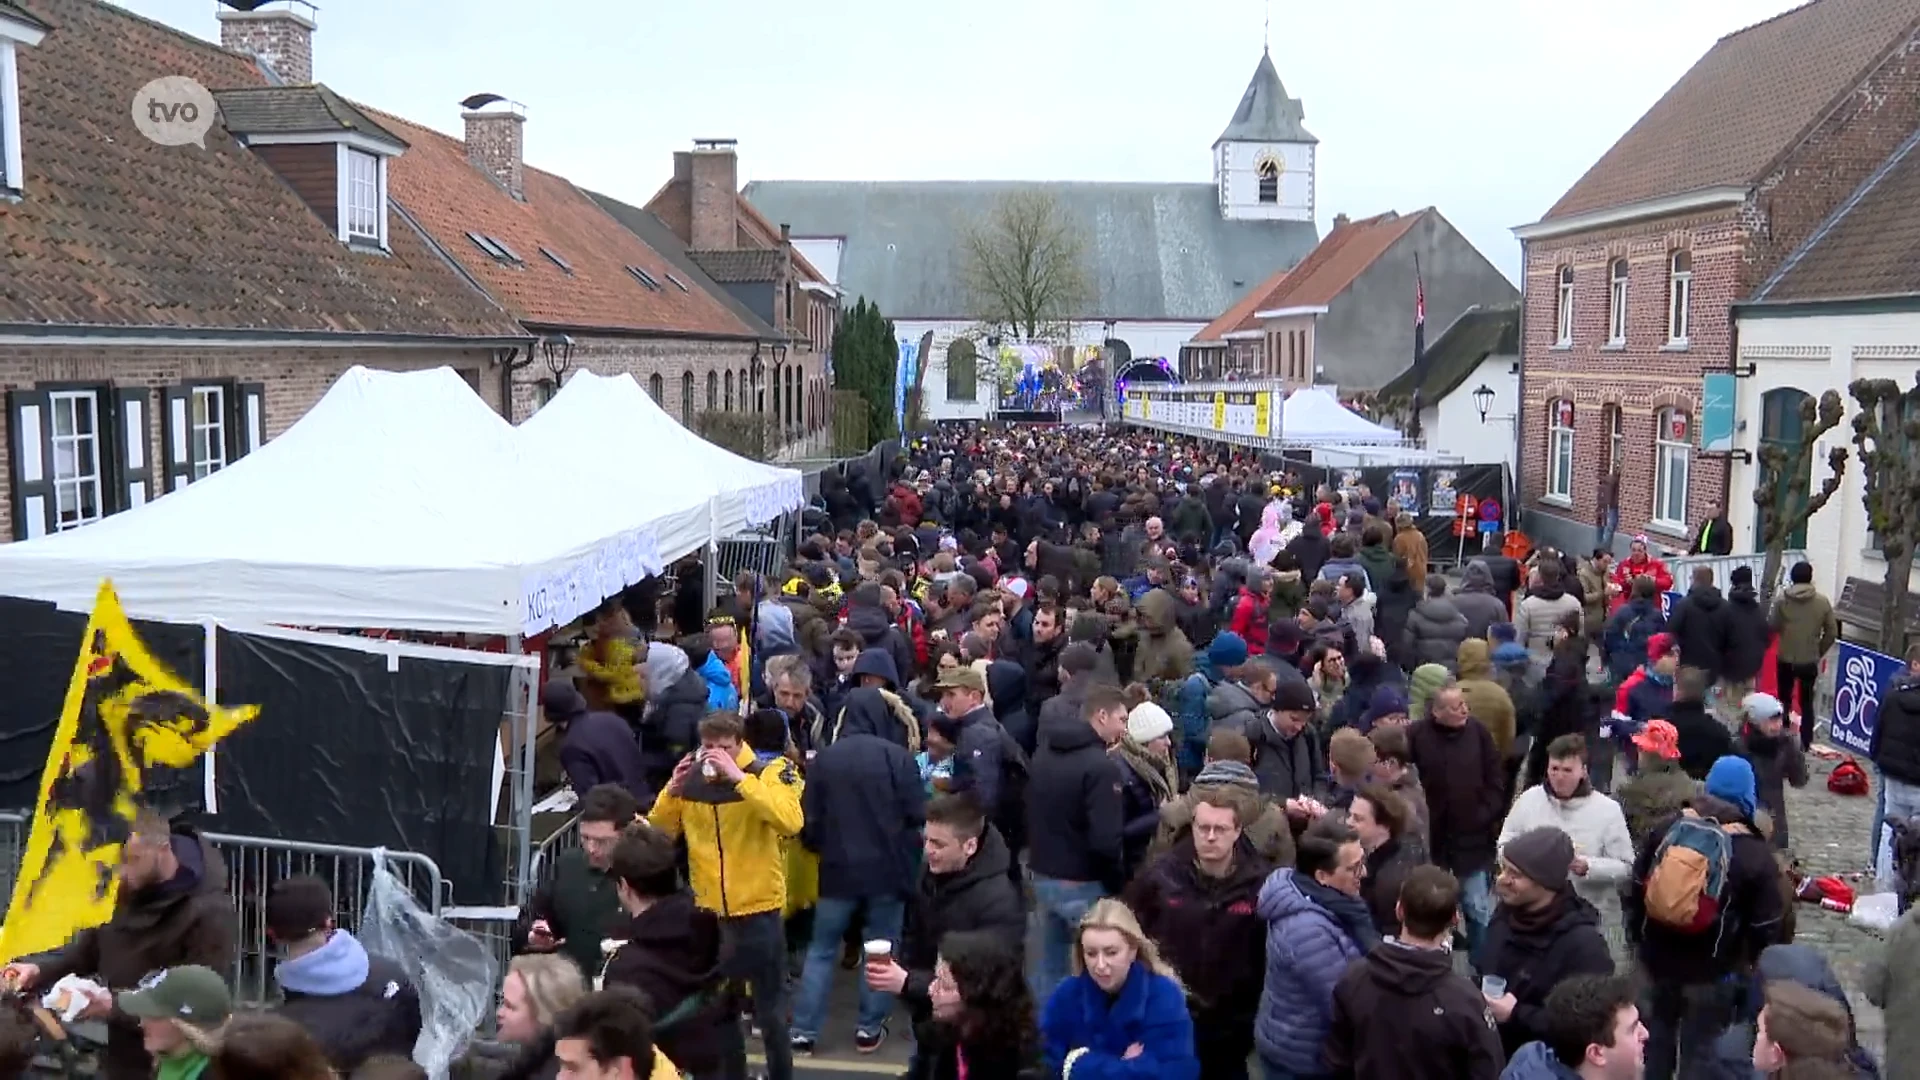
[1408,254,1426,444]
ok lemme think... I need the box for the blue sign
[1832,641,1901,756]
[1660,591,1684,617]
[1701,373,1737,453]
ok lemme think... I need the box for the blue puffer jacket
[1175,657,1222,778]
[1040,961,1198,1080]
[1500,1041,1580,1079]
[1253,869,1365,1073]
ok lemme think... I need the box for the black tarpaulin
[1269,460,1512,560]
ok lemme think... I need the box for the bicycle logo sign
[1830,642,1897,755]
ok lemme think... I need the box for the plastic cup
[864,939,893,965]
[1482,975,1507,999]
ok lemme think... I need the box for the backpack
[1828,756,1870,797]
[1644,814,1748,932]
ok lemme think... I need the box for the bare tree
[960,190,1092,342]
[1754,389,1846,597]
[1851,376,1920,655]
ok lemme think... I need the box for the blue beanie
[1705,756,1758,819]
[1207,631,1250,669]
[1489,622,1518,645]
[1492,642,1532,670]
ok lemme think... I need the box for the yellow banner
[1213,392,1226,430]
[1254,392,1271,436]
[0,581,259,961]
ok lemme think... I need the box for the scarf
[1113,737,1176,803]
[1508,889,1571,935]
[1295,874,1383,953]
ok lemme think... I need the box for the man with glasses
[1254,820,1379,1080]
[518,784,639,977]
[1475,826,1614,1060]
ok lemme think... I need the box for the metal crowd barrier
[527,813,582,892]
[1666,550,1807,595]
[0,810,26,909]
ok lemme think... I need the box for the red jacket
[1613,666,1647,717]
[1229,588,1270,655]
[1611,554,1673,597]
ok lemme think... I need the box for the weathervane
[1264,0,1270,51]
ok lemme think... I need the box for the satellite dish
[460,92,508,111]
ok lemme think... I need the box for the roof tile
[1759,128,1920,301]
[214,84,403,146]
[0,0,524,339]
[1546,0,1920,219]
[1194,211,1424,339]
[688,248,782,283]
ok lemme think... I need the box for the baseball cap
[117,966,232,1025]
[1742,692,1784,721]
[932,666,987,694]
[1000,577,1030,600]
[1631,719,1681,759]
[1647,633,1677,663]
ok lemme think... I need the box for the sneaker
[855,1023,888,1053]
[789,1033,816,1055]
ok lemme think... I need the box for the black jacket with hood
[1626,794,1787,985]
[1329,940,1506,1080]
[845,596,919,687]
[1720,582,1773,684]
[1477,891,1615,1058]
[833,649,923,752]
[1667,584,1732,680]
[1125,837,1272,1025]
[1874,675,1920,786]
[1710,944,1883,1080]
[899,828,1027,1021]
[600,890,730,1075]
[274,929,423,1073]
[1285,528,1330,584]
[800,724,926,901]
[1025,708,1125,891]
[1405,594,1471,670]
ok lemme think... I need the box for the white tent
[0,366,797,636]
[1281,387,1406,447]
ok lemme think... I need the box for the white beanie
[1127,701,1175,744]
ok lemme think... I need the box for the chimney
[217,2,315,85]
[462,101,525,201]
[689,138,739,250]
[1333,212,1351,228]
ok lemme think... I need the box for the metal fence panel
[1667,551,1807,595]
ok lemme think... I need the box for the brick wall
[0,343,498,540]
[462,112,525,201]
[216,10,314,85]
[509,334,825,431]
[688,149,738,252]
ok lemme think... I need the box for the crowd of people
[0,422,1904,1080]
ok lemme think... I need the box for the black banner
[1265,459,1512,565]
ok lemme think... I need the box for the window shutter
[160,384,192,491]
[114,386,153,511]
[6,388,52,540]
[236,383,265,458]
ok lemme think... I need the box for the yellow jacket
[649,1048,679,1079]
[648,746,803,917]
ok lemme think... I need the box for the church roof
[740,180,1320,323]
[1216,50,1317,146]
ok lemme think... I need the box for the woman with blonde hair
[1039,898,1198,1080]
[455,953,587,1080]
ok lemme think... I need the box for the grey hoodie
[1454,562,1509,640]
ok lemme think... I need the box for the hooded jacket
[1456,639,1518,758]
[599,891,730,1076]
[1207,677,1267,735]
[1328,939,1506,1080]
[648,744,804,917]
[1132,589,1195,685]
[1405,594,1471,669]
[1125,838,1272,1023]
[1025,710,1125,890]
[1626,794,1786,984]
[1253,869,1370,1073]
[1455,562,1512,640]
[1726,945,1884,1079]
[846,601,919,687]
[1736,724,1808,849]
[1721,583,1773,684]
[1244,712,1325,802]
[1514,583,1582,661]
[1667,584,1732,680]
[1874,676,1920,785]
[36,829,235,1080]
[1616,755,1697,848]
[640,645,709,784]
[1770,582,1838,667]
[1479,892,1615,1057]
[1286,526,1331,583]
[1670,697,1733,781]
[1040,962,1199,1080]
[800,729,926,900]
[275,930,422,1072]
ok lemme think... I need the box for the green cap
[117,966,232,1025]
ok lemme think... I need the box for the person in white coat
[1498,732,1636,958]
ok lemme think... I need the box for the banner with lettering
[1832,641,1901,757]
[0,581,260,962]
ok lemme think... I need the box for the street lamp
[1472,383,1496,423]
[541,333,575,379]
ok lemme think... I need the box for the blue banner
[1660,591,1683,617]
[894,337,919,434]
[1701,372,1737,453]
[1832,641,1900,756]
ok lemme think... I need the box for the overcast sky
[123,0,1810,284]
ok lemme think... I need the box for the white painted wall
[1422,354,1519,471]
[1214,141,1315,222]
[1728,309,1920,603]
[792,237,843,285]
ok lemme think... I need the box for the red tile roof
[643,176,827,284]
[1759,129,1920,301]
[373,111,766,338]
[1193,211,1424,340]
[0,0,525,339]
[1546,0,1920,219]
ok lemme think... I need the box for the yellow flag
[0,581,259,961]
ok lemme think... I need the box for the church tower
[1214,50,1316,222]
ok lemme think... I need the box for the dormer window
[0,5,50,197]
[214,85,407,252]
[343,147,383,245]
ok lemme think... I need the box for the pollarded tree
[1850,375,1920,655]
[1755,388,1847,597]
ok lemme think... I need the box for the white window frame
[1654,408,1692,530]
[48,389,103,531]
[189,384,228,480]
[334,144,388,248]
[0,39,19,195]
[1667,250,1692,345]
[1546,398,1575,504]
[1554,266,1574,346]
[1608,404,1625,472]
[344,148,381,243]
[1607,257,1629,345]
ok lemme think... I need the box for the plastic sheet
[360,849,497,1079]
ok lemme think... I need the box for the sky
[120,0,1815,285]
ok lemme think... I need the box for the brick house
[0,0,531,541]
[1512,0,1920,558]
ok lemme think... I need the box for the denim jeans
[1642,978,1737,1080]
[1596,508,1619,553]
[1029,876,1107,1002]
[1881,777,1920,878]
[1458,869,1494,965]
[791,895,905,1039]
[719,911,792,1080]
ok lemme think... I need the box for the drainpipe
[1512,282,1527,531]
[498,344,533,421]
[1724,315,1738,523]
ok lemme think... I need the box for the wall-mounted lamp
[1472,383,1496,423]
[541,334,575,379]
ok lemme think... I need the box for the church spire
[1215,50,1317,147]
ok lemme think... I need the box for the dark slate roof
[688,248,783,283]
[585,190,783,339]
[1754,123,1920,303]
[213,84,405,148]
[1216,50,1317,146]
[0,0,525,339]
[1377,303,1519,402]
[740,180,1319,321]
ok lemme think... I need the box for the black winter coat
[1720,585,1773,683]
[1408,717,1505,876]
[1328,941,1506,1080]
[1125,839,1271,1023]
[558,709,651,809]
[1626,795,1788,985]
[900,829,1028,1018]
[1667,585,1732,680]
[275,941,423,1073]
[641,666,710,789]
[1874,677,1920,786]
[599,891,730,1076]
[1670,698,1733,781]
[1362,836,1423,937]
[1404,596,1471,669]
[1285,529,1330,584]
[1478,892,1615,1058]
[800,732,927,900]
[1026,711,1126,891]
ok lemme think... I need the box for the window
[1555,266,1574,346]
[1256,157,1279,204]
[1546,398,1575,503]
[707,370,718,412]
[467,232,522,265]
[540,246,574,275]
[343,149,380,242]
[1667,251,1692,345]
[1607,403,1624,472]
[681,371,695,421]
[48,390,103,530]
[665,272,690,293]
[946,339,978,402]
[626,265,662,291]
[189,384,227,480]
[724,370,734,411]
[647,373,664,402]
[1607,258,1629,344]
[1654,408,1691,529]
[2,20,48,196]
[739,368,750,412]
